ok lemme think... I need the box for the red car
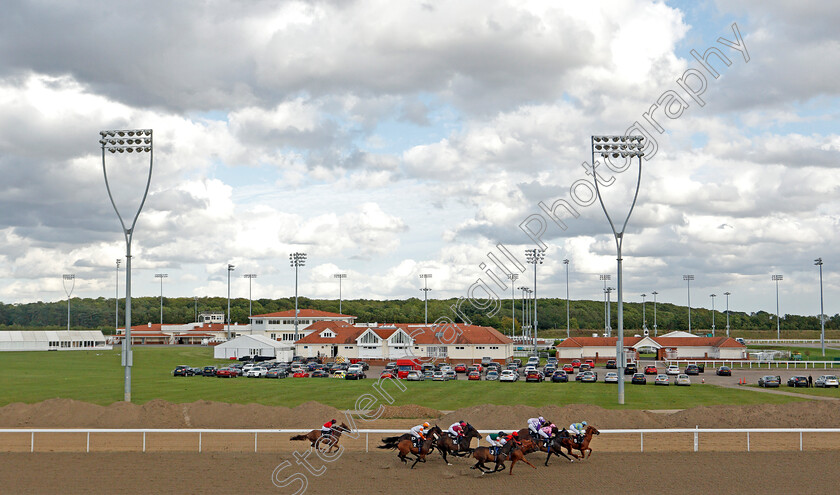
[215,367,238,378]
[468,371,481,381]
[584,359,595,368]
[292,371,310,378]
[473,364,483,373]
[571,359,581,368]
[454,364,467,373]
[380,371,396,379]
[644,366,658,375]
[562,364,574,373]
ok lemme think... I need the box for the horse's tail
[290,434,309,441]
[378,437,401,450]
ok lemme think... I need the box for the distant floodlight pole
[592,134,645,406]
[518,286,529,336]
[243,274,257,316]
[194,296,198,323]
[154,273,168,324]
[115,259,121,331]
[710,294,716,336]
[62,274,75,330]
[815,259,825,356]
[651,291,658,336]
[290,253,307,339]
[600,274,611,336]
[100,127,153,403]
[525,248,545,356]
[420,274,432,325]
[683,275,694,332]
[226,264,235,338]
[641,294,647,332]
[333,273,347,314]
[772,274,783,339]
[724,292,731,337]
[507,273,519,334]
[606,287,614,337]
[563,259,570,338]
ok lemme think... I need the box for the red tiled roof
[295,326,366,345]
[295,323,512,346]
[251,309,356,319]
[558,337,643,348]
[557,336,744,348]
[303,320,354,331]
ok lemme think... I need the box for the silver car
[816,375,839,388]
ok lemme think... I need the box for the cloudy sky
[1,0,838,320]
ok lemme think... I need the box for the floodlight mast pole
[815,259,825,357]
[227,265,235,339]
[334,273,346,314]
[290,253,306,339]
[591,134,645,406]
[244,274,257,316]
[63,274,75,331]
[563,259,570,338]
[115,259,121,331]
[724,292,731,337]
[651,291,658,336]
[155,273,167,324]
[710,294,716,336]
[508,273,519,335]
[772,275,783,339]
[600,274,610,335]
[641,294,647,332]
[420,274,432,325]
[525,248,544,357]
[100,128,154,403]
[683,275,694,332]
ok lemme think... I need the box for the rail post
[199,431,202,453]
[31,432,34,453]
[143,431,146,453]
[800,431,803,451]
[694,426,698,452]
[747,432,750,452]
[255,432,258,453]
[365,432,369,453]
[640,431,644,452]
[87,432,90,453]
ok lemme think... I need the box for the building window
[476,346,485,350]
[490,346,498,350]
[60,341,70,348]
[270,333,276,339]
[360,332,379,344]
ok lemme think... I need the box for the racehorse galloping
[289,422,350,453]
[378,429,440,468]
[471,437,538,475]
[556,425,600,459]
[543,428,575,466]
[435,423,481,465]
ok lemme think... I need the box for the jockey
[569,421,587,444]
[527,416,546,440]
[486,430,505,456]
[448,421,466,444]
[538,423,555,446]
[410,422,431,447]
[320,419,337,438]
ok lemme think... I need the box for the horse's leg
[520,456,538,470]
[565,444,582,459]
[544,449,553,466]
[440,447,451,465]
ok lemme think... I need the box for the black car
[254,355,273,362]
[606,360,617,369]
[266,369,288,379]
[631,373,647,385]
[345,370,366,380]
[173,365,193,377]
[716,366,732,376]
[787,376,808,388]
[551,370,568,383]
[624,363,638,375]
[357,361,370,371]
[758,375,781,388]
[190,367,203,376]
[238,355,252,361]
[202,366,217,376]
[311,369,330,378]
[685,364,700,376]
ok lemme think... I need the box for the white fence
[662,359,839,369]
[745,339,840,345]
[3,428,840,454]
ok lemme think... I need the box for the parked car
[311,369,330,378]
[357,361,370,371]
[527,356,540,367]
[604,372,619,384]
[244,366,268,378]
[644,365,658,375]
[606,359,617,369]
[584,359,595,368]
[580,371,597,383]
[624,363,638,375]
[202,366,217,377]
[406,370,424,381]
[332,370,347,379]
[787,376,808,388]
[816,375,840,388]
[468,371,482,381]
[685,364,700,376]
[423,370,435,379]
[571,359,581,368]
[444,370,457,380]
[525,370,544,382]
[454,363,467,373]
[578,363,591,372]
[347,364,363,374]
[485,370,499,381]
[735,337,746,345]
[562,364,575,373]
[173,365,193,377]
[654,374,670,386]
[551,370,568,383]
[758,375,781,388]
[631,373,647,385]
[676,374,691,386]
[385,362,397,370]
[716,366,732,376]
[547,357,558,366]
[266,369,288,379]
[666,364,680,375]
[345,369,366,380]
[543,365,557,375]
[292,371,310,378]
[190,367,203,376]
[500,370,518,382]
[433,371,446,381]
[215,367,238,378]
[379,370,396,379]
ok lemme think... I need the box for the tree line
[0,296,837,334]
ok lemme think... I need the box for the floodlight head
[651,291,658,295]
[724,291,731,296]
[334,273,346,279]
[683,275,694,281]
[710,293,716,297]
[99,129,153,153]
[815,258,823,265]
[772,274,783,281]
[599,274,611,281]
[420,273,432,279]
[63,274,75,280]
[228,264,235,270]
[563,259,569,264]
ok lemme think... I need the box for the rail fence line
[661,360,838,369]
[2,428,840,454]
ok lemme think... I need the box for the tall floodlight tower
[651,291,658,336]
[334,273,347,314]
[525,248,545,357]
[63,274,76,331]
[100,127,154,403]
[600,274,611,335]
[227,265,235,338]
[641,294,647,332]
[724,291,731,337]
[154,273,168,324]
[772,274,783,339]
[563,259,570,338]
[815,259,825,356]
[115,259,121,331]
[244,273,257,316]
[683,275,695,332]
[290,253,307,339]
[508,273,519,334]
[419,274,432,325]
[710,294,717,336]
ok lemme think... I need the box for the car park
[311,369,330,378]
[500,370,518,382]
[331,370,347,379]
[485,370,499,381]
[580,371,597,383]
[787,376,808,388]
[215,367,237,378]
[544,365,557,375]
[604,372,619,383]
[578,363,591,372]
[584,359,595,368]
[454,364,467,373]
[345,369,366,380]
[173,365,193,377]
[525,370,544,382]
[685,364,700,376]
[654,374,669,386]
[292,371,310,378]
[547,357,558,366]
[606,359,617,369]
[266,369,288,379]
[406,370,424,381]
[644,365,657,375]
[440,364,453,373]
[624,363,638,375]
[444,370,457,380]
[631,373,646,385]
[717,366,732,376]
[676,374,691,386]
[816,375,839,388]
[380,370,396,379]
[551,370,568,383]
[244,366,268,378]
[666,364,680,375]
[468,371,481,381]
[758,375,781,388]
[527,356,540,367]
[571,359,581,368]
[562,364,574,373]
[423,369,435,380]
[202,366,217,377]
[433,371,446,381]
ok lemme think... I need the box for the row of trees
[0,296,837,334]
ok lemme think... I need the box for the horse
[470,437,538,475]
[378,428,440,468]
[555,425,600,459]
[542,428,576,466]
[434,423,481,465]
[516,422,555,450]
[290,422,350,453]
